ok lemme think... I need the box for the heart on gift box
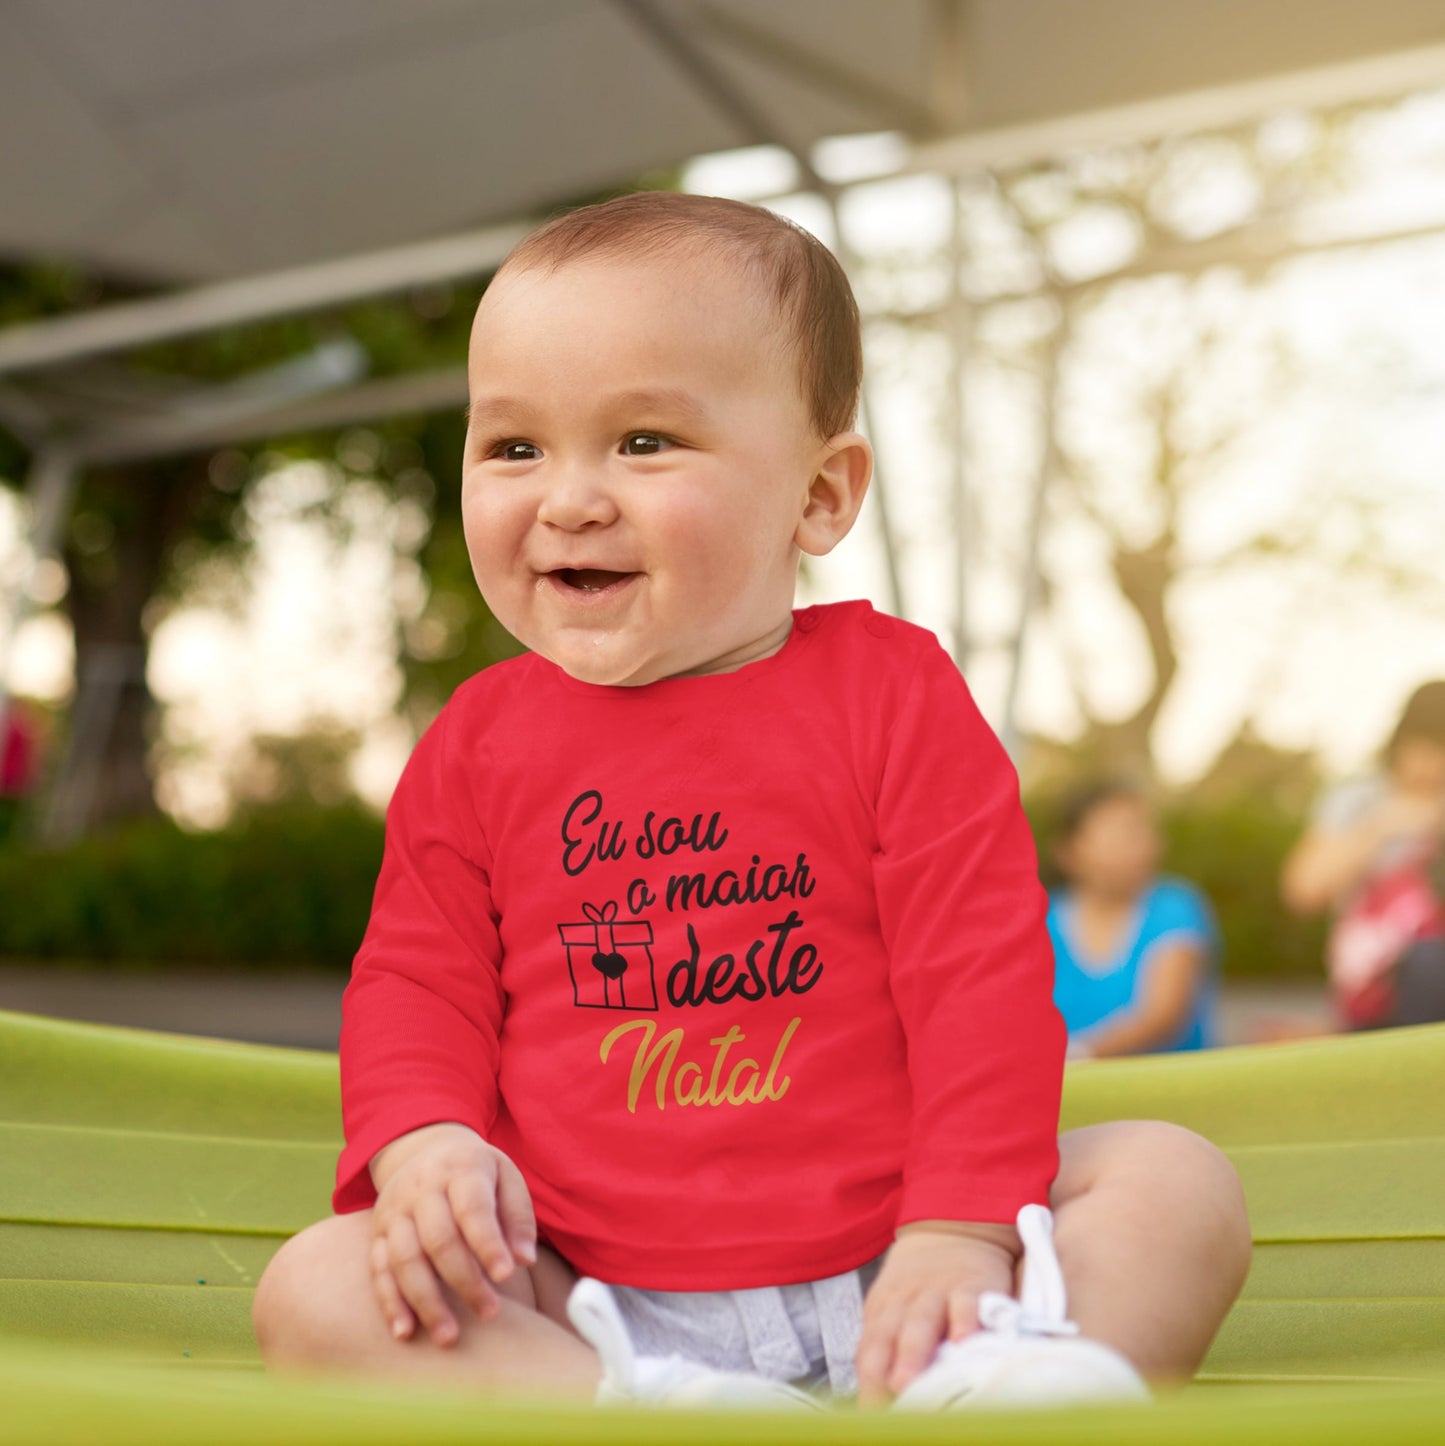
[591,949,629,981]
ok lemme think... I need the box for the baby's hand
[367,1121,537,1347]
[855,1221,1019,1407]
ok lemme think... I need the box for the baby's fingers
[448,1173,518,1286]
[416,1192,500,1324]
[369,1233,416,1341]
[947,1286,981,1341]
[386,1215,460,1347]
[887,1291,948,1393]
[494,1158,538,1267]
[855,1299,904,1407]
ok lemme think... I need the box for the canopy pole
[999,315,1063,760]
[0,445,79,721]
[819,213,905,619]
[930,0,972,666]
[0,221,524,380]
[946,174,972,667]
[614,0,906,617]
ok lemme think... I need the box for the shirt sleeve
[871,637,1065,1229]
[332,698,506,1213]
[1143,879,1218,958]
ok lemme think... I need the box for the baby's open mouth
[551,568,637,592]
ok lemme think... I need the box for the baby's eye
[488,440,539,462]
[620,433,674,456]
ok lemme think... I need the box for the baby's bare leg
[1044,1120,1252,1387]
[252,1209,603,1396]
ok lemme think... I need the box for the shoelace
[567,1277,638,1393]
[976,1204,1080,1338]
[976,1289,1080,1338]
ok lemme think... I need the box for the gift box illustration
[558,899,658,1011]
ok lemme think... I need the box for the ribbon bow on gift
[582,900,627,982]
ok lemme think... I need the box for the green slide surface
[3,1006,1444,1442]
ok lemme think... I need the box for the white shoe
[891,1204,1151,1411]
[566,1276,825,1410]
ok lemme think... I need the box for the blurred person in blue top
[1045,779,1220,1058]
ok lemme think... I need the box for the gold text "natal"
[598,1016,801,1112]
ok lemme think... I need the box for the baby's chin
[539,637,672,688]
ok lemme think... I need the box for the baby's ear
[795,431,873,556]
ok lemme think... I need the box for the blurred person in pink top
[1282,681,1445,1029]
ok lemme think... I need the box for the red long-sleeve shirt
[335,599,1065,1289]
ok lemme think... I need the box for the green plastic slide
[2,1006,1444,1442]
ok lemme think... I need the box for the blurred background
[2,0,1444,1051]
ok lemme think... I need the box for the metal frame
[4,12,1445,816]
[0,221,525,379]
[907,37,1445,180]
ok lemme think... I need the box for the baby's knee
[252,1212,367,1367]
[1063,1120,1252,1268]
[1112,1121,1252,1267]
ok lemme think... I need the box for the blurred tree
[0,263,506,833]
[932,95,1445,800]
[60,454,211,827]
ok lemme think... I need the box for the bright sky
[3,94,1445,825]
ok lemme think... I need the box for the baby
[252,191,1251,1410]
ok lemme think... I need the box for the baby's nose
[536,468,620,528]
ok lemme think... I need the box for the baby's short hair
[494,190,863,440]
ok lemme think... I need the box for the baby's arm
[864,637,1066,1400]
[855,1219,1019,1405]
[333,697,518,1345]
[367,1122,537,1346]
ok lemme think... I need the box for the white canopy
[4,0,1445,283]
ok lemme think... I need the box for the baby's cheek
[666,493,760,567]
[458,510,520,609]
[462,490,519,558]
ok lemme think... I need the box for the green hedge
[0,794,1326,978]
[1161,800,1328,979]
[0,803,383,969]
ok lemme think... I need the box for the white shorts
[606,1250,888,1398]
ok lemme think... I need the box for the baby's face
[461,250,826,686]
